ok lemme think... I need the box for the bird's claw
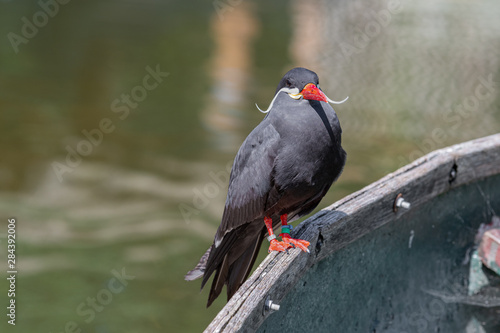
[281,236,310,253]
[268,239,289,253]
[268,237,310,253]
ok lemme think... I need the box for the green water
[0,0,499,332]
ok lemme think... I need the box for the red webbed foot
[268,239,290,253]
[280,234,310,253]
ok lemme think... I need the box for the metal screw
[393,193,411,212]
[264,299,280,312]
[396,197,411,209]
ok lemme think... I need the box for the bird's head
[276,67,326,102]
[256,67,348,113]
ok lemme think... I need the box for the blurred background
[0,0,499,332]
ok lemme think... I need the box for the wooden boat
[206,133,500,333]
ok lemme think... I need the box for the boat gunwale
[206,133,500,333]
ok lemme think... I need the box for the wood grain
[205,133,500,333]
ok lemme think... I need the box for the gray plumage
[185,68,346,307]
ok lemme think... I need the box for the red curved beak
[300,83,327,102]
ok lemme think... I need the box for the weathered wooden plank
[260,176,500,331]
[205,133,500,333]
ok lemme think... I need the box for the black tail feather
[184,247,211,281]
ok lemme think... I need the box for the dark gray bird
[185,67,347,307]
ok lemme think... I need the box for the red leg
[279,214,310,253]
[280,214,288,227]
[264,217,288,252]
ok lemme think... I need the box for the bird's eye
[286,80,292,87]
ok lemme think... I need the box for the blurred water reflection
[0,0,499,332]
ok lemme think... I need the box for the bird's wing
[205,224,264,307]
[214,121,281,245]
[199,122,281,304]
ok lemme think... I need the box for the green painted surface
[259,175,500,333]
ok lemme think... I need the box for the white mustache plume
[256,87,348,113]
